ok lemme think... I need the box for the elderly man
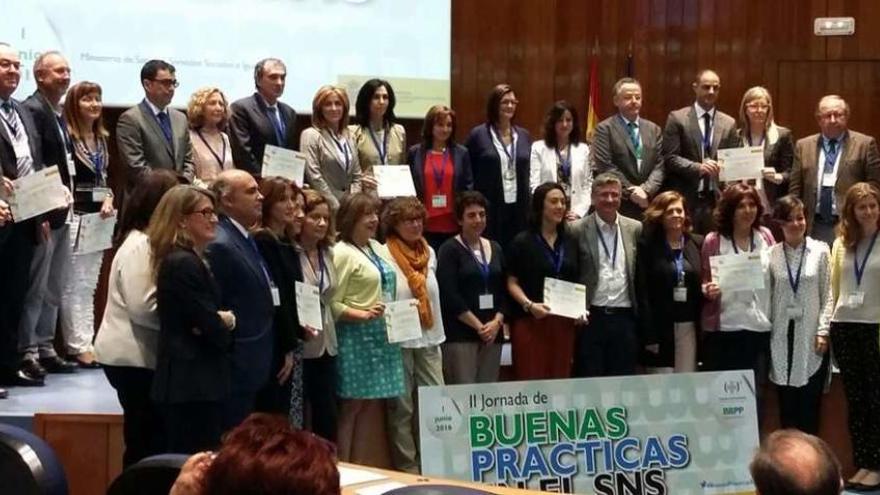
[750,429,842,494]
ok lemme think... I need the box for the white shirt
[815,134,845,216]
[143,98,167,118]
[591,214,631,307]
[718,230,772,332]
[694,103,716,155]
[489,126,518,204]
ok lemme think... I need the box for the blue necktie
[626,121,642,159]
[819,139,838,222]
[156,111,173,144]
[702,112,712,158]
[267,107,285,144]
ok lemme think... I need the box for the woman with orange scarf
[378,196,445,473]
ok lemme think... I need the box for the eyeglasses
[151,78,179,88]
[0,60,20,71]
[191,207,217,219]
[746,103,770,110]
[819,111,846,120]
[500,99,519,106]
[401,217,424,225]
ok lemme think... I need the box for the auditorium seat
[106,454,189,495]
[0,423,69,495]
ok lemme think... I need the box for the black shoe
[39,355,77,374]
[853,480,880,492]
[20,358,47,379]
[0,388,7,399]
[0,369,45,387]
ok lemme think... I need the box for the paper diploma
[1,166,68,221]
[710,252,765,292]
[295,281,323,331]
[374,165,416,198]
[543,277,588,320]
[718,146,764,182]
[384,298,422,343]
[75,211,117,254]
[261,145,306,187]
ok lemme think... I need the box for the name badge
[479,294,494,310]
[847,291,865,307]
[822,173,835,187]
[786,303,803,320]
[91,187,111,203]
[66,153,77,178]
[270,287,281,306]
[432,194,447,208]
[673,286,687,303]
[503,188,517,204]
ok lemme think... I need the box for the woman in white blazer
[529,100,591,220]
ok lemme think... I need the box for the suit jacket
[301,126,362,210]
[0,97,43,242]
[254,230,303,355]
[22,91,72,228]
[529,140,592,217]
[570,212,642,311]
[229,93,297,175]
[662,106,739,207]
[736,125,795,205]
[152,247,231,404]
[205,217,275,399]
[789,130,880,232]
[407,143,473,201]
[116,100,194,183]
[592,115,665,219]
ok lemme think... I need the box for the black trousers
[103,365,164,467]
[303,353,338,442]
[0,221,36,377]
[573,308,638,377]
[162,401,224,454]
[830,321,880,469]
[777,353,829,435]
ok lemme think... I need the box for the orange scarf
[386,236,433,329]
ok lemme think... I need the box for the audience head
[612,78,642,121]
[838,182,880,247]
[63,81,108,140]
[714,182,764,237]
[529,182,568,232]
[739,86,775,133]
[298,189,335,249]
[542,100,581,148]
[591,173,623,222]
[201,413,339,495]
[140,59,177,109]
[187,87,229,131]
[337,192,380,245]
[750,429,842,495]
[355,78,396,128]
[260,177,304,241]
[643,190,691,237]
[147,185,218,274]
[382,196,426,244]
[772,195,807,245]
[816,95,849,140]
[254,58,287,103]
[455,191,489,240]
[116,169,184,243]
[311,85,350,134]
[486,83,517,125]
[422,104,456,151]
[693,69,721,110]
[211,170,264,229]
[0,42,21,99]
[32,50,70,101]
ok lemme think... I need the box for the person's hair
[816,94,850,118]
[311,85,350,134]
[837,182,880,248]
[63,81,109,141]
[202,413,339,495]
[454,191,488,221]
[146,185,217,279]
[336,192,380,243]
[259,176,304,243]
[528,182,568,234]
[140,59,175,85]
[612,77,641,98]
[253,58,286,88]
[354,78,397,128]
[749,429,841,495]
[421,104,456,152]
[643,190,692,237]
[382,196,426,239]
[32,50,63,79]
[772,195,805,223]
[115,169,184,245]
[300,189,336,249]
[485,83,515,124]
[542,100,582,148]
[714,182,764,237]
[738,86,776,134]
[694,68,718,83]
[591,172,622,193]
[187,87,229,130]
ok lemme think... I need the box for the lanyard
[597,223,619,265]
[356,243,384,274]
[854,232,878,287]
[555,144,572,180]
[665,236,685,285]
[195,129,227,169]
[330,131,351,171]
[535,234,565,275]
[783,241,807,294]
[306,249,327,293]
[368,127,389,165]
[429,150,450,190]
[746,133,765,147]
[492,126,517,172]
[732,232,755,254]
[458,236,490,291]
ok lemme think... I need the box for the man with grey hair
[750,429,842,494]
[789,94,880,244]
[229,58,297,176]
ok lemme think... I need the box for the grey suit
[116,100,194,183]
[301,127,362,211]
[592,115,664,219]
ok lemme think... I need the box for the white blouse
[529,140,592,218]
[718,231,773,333]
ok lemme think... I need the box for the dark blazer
[407,143,473,201]
[635,231,703,367]
[152,247,231,404]
[736,125,795,205]
[229,93,297,176]
[22,91,71,228]
[205,217,275,400]
[254,230,303,354]
[116,101,194,182]
[592,115,665,219]
[0,97,43,242]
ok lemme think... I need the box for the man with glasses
[790,95,880,244]
[117,59,194,184]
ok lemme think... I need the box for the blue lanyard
[747,133,765,147]
[458,237,490,291]
[854,232,878,287]
[368,127,388,165]
[732,232,755,254]
[492,126,517,169]
[783,241,807,294]
[597,223,618,265]
[429,150,450,190]
[535,233,565,275]
[330,132,351,171]
[356,244,384,274]
[555,144,571,180]
[665,236,685,285]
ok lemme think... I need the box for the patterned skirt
[336,317,405,399]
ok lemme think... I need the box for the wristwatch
[522,301,533,313]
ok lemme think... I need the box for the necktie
[156,111,173,144]
[56,115,71,149]
[267,107,285,144]
[819,139,838,222]
[626,121,642,159]
[702,112,712,158]
[1,102,20,138]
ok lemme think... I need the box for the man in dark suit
[229,58,297,176]
[18,51,79,380]
[0,42,48,394]
[592,77,664,219]
[789,95,880,244]
[662,69,739,233]
[117,60,194,183]
[206,169,276,428]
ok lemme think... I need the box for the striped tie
[1,101,20,138]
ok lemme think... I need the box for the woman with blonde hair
[187,87,234,184]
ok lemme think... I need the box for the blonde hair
[738,86,779,144]
[187,87,229,129]
[146,185,216,278]
[837,182,880,248]
[311,85,350,133]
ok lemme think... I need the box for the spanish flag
[585,38,600,144]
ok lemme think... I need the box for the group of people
[2,41,880,486]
